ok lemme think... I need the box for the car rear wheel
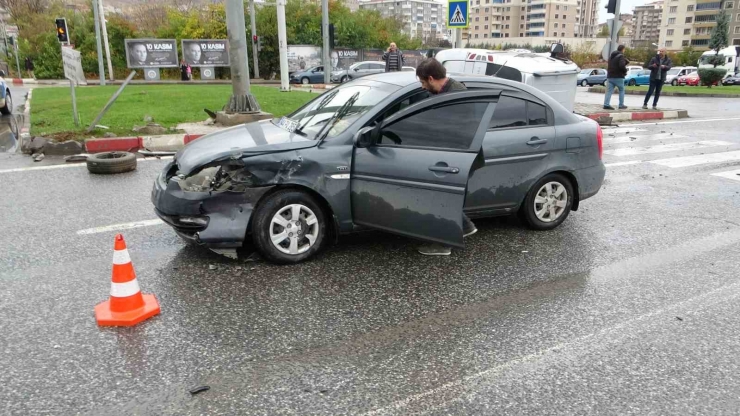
[628,79,636,86]
[301,77,310,85]
[252,190,327,264]
[520,173,574,231]
[580,80,588,87]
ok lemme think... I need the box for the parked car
[331,61,385,83]
[722,73,740,85]
[625,69,651,86]
[577,68,607,87]
[290,66,328,85]
[0,70,12,115]
[665,66,697,86]
[677,71,718,86]
[626,65,644,74]
[152,72,605,264]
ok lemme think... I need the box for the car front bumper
[151,161,273,249]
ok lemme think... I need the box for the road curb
[84,134,205,153]
[587,86,740,98]
[583,109,688,122]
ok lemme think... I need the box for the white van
[434,47,579,112]
[698,46,740,78]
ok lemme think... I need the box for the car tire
[252,189,328,264]
[671,79,678,86]
[580,80,588,87]
[602,80,608,86]
[341,76,349,83]
[0,90,12,115]
[301,77,310,85]
[519,173,574,231]
[86,151,137,174]
[628,79,636,86]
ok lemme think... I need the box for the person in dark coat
[180,60,189,81]
[603,45,628,110]
[382,43,405,72]
[643,48,672,110]
[24,57,35,79]
[414,58,478,256]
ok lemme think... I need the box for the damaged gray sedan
[152,72,605,264]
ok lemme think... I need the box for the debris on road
[209,264,217,270]
[32,153,44,162]
[189,386,210,395]
[86,151,137,174]
[65,154,90,163]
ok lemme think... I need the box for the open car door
[350,90,498,247]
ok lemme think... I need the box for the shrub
[697,68,726,87]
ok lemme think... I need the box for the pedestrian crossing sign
[448,0,468,28]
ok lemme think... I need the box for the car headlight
[174,163,255,193]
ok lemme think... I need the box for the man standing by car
[414,58,478,256]
[643,48,672,110]
[604,45,628,110]
[383,43,405,72]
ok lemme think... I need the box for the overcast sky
[598,0,650,24]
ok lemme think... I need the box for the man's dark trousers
[644,79,664,107]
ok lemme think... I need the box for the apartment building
[659,0,738,50]
[359,0,447,40]
[465,0,598,43]
[632,1,663,47]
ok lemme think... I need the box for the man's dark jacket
[607,50,628,79]
[647,55,673,82]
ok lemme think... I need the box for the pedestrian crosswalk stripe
[711,169,740,182]
[602,127,647,135]
[650,150,740,168]
[450,5,466,23]
[604,133,687,145]
[604,140,732,157]
[604,161,643,167]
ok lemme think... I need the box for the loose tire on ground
[86,151,137,174]
[519,173,574,231]
[0,90,12,115]
[252,189,327,264]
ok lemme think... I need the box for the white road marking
[650,150,740,168]
[604,140,732,157]
[604,133,687,145]
[0,156,173,174]
[77,219,164,235]
[604,161,643,167]
[627,117,740,126]
[711,168,740,182]
[602,127,647,135]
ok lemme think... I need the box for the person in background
[643,48,672,110]
[180,60,189,81]
[383,42,405,72]
[24,57,35,79]
[414,58,478,256]
[603,44,628,110]
[186,63,192,80]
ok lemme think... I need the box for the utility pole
[277,0,289,91]
[91,0,106,86]
[98,0,114,81]
[249,0,259,79]
[225,0,259,112]
[606,0,621,58]
[455,29,462,48]
[321,0,330,84]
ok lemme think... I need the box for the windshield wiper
[293,89,340,136]
[315,91,360,143]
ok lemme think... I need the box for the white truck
[698,46,740,78]
[434,45,579,112]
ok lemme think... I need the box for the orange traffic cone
[95,234,160,327]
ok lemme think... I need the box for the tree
[676,46,703,66]
[708,9,730,65]
[597,25,609,38]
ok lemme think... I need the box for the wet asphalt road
[2,115,740,415]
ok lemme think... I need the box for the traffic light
[321,24,335,49]
[55,18,68,43]
[605,0,617,14]
[253,35,258,44]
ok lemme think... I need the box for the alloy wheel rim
[269,204,319,255]
[533,182,568,223]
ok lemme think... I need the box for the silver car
[331,61,386,83]
[152,72,606,264]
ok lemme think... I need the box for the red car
[677,72,718,86]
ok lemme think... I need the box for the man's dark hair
[416,58,446,80]
[617,44,625,52]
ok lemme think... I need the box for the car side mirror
[354,126,375,148]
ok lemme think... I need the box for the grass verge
[30,85,315,141]
[621,85,740,95]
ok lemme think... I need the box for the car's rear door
[351,91,496,247]
[310,66,324,83]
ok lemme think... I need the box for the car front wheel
[341,75,349,83]
[252,190,327,264]
[628,79,636,86]
[520,173,574,231]
[671,79,678,86]
[0,90,12,115]
[301,77,310,85]
[580,80,588,87]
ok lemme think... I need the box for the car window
[379,102,489,150]
[315,66,323,72]
[356,64,369,70]
[484,63,523,81]
[489,96,548,129]
[378,90,431,121]
[372,63,385,70]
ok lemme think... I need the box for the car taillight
[596,123,603,160]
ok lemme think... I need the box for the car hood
[175,120,318,175]
[577,74,588,80]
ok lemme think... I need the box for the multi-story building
[464,0,598,44]
[359,0,447,41]
[619,13,635,37]
[659,0,738,50]
[632,1,663,47]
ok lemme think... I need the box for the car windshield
[277,84,389,140]
[579,69,592,74]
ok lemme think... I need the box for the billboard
[287,45,322,72]
[181,39,230,67]
[125,39,179,68]
[332,49,361,71]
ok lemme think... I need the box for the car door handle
[527,137,548,146]
[429,166,460,174]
